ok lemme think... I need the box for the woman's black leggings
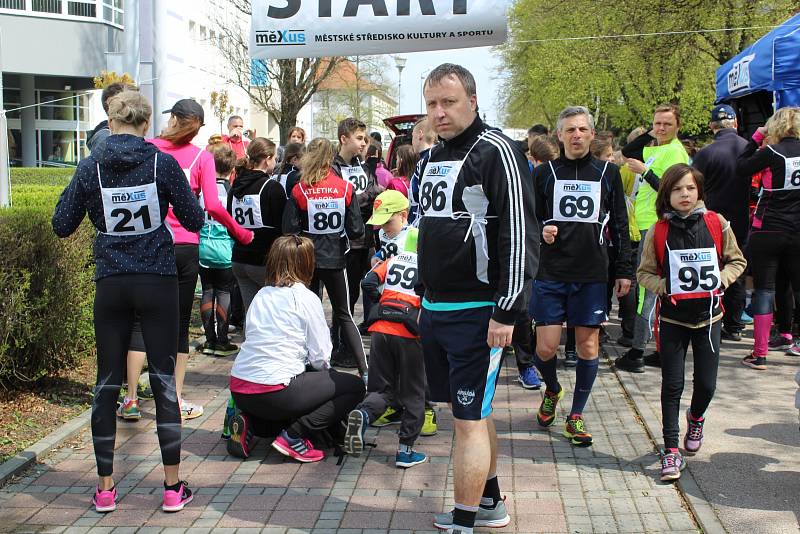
[748,232,800,315]
[93,274,182,477]
[311,268,367,374]
[659,320,721,449]
[774,261,798,333]
[175,245,200,354]
[199,266,234,345]
[233,369,365,440]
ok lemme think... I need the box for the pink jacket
[376,162,394,188]
[149,138,252,245]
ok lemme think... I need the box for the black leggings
[748,232,800,314]
[93,274,181,477]
[345,248,370,316]
[199,266,234,345]
[175,245,200,353]
[660,320,720,449]
[311,268,367,374]
[233,369,365,441]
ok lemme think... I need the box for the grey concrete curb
[604,347,729,534]
[0,407,91,487]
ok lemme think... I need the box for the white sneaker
[180,399,204,420]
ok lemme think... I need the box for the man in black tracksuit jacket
[530,106,632,449]
[417,64,538,533]
[692,104,749,338]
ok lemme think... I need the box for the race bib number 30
[667,247,720,295]
[553,180,601,222]
[341,166,368,195]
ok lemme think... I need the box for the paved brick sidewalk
[0,342,700,533]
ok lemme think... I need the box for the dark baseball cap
[711,104,736,122]
[163,99,205,125]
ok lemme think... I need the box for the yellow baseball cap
[367,190,410,225]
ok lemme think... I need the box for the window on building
[189,20,196,38]
[32,0,61,13]
[200,25,207,40]
[0,0,25,9]
[37,91,90,122]
[102,0,123,26]
[67,0,95,17]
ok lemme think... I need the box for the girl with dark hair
[275,142,306,196]
[637,163,745,481]
[228,137,287,319]
[227,236,365,462]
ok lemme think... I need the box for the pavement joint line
[604,343,729,534]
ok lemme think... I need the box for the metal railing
[0,0,122,28]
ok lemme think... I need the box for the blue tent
[716,13,800,109]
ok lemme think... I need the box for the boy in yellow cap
[343,190,430,468]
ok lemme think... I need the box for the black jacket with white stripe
[533,150,633,283]
[417,116,539,324]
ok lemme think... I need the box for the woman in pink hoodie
[120,99,253,422]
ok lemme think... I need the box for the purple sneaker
[162,481,193,512]
[683,410,705,455]
[660,450,686,481]
[92,486,117,513]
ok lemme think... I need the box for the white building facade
[1,0,271,168]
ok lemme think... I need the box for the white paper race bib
[783,156,800,190]
[383,252,418,296]
[98,156,162,236]
[552,180,601,223]
[199,182,228,225]
[667,247,720,295]
[340,165,369,195]
[419,160,462,218]
[230,194,265,229]
[307,198,345,235]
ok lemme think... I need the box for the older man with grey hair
[692,104,750,340]
[531,105,632,447]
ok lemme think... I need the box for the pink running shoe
[162,481,193,512]
[272,430,325,463]
[93,486,116,513]
[683,410,705,455]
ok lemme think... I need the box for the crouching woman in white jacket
[227,235,365,462]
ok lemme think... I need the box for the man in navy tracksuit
[417,64,538,534]
[692,104,750,340]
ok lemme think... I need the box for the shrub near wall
[0,168,95,387]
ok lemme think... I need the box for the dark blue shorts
[419,306,503,420]
[530,280,607,326]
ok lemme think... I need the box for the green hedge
[0,168,95,387]
[11,167,73,187]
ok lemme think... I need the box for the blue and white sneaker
[343,409,369,457]
[396,449,427,468]
[517,366,542,390]
[740,310,754,325]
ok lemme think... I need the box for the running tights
[93,274,181,477]
[660,320,720,449]
[199,266,234,345]
[311,268,368,374]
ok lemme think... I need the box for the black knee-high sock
[534,353,560,393]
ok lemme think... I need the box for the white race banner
[250,1,508,60]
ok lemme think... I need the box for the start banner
[250,1,508,59]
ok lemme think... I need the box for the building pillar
[20,74,36,167]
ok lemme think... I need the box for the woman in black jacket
[227,137,287,321]
[52,91,203,514]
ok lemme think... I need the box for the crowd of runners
[50,62,800,532]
